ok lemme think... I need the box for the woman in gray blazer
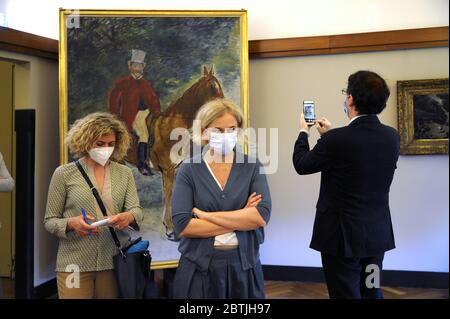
[171,99,272,299]
[44,112,143,299]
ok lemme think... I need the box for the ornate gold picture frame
[397,78,448,155]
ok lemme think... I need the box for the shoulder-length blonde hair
[193,99,244,145]
[65,112,131,161]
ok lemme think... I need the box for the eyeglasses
[341,88,348,95]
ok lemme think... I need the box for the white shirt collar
[131,73,143,80]
[349,114,368,124]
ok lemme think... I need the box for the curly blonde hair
[65,112,131,161]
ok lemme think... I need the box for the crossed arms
[171,163,271,239]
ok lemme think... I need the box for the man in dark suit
[292,70,400,299]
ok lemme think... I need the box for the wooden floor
[264,281,449,299]
[1,278,448,299]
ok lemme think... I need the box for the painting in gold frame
[59,9,249,269]
[397,78,448,155]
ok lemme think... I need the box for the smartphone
[303,100,315,125]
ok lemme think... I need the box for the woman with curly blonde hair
[44,112,143,299]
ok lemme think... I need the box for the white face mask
[88,147,114,166]
[209,131,238,156]
[343,98,349,117]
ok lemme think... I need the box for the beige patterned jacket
[44,159,142,272]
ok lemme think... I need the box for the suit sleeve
[292,131,333,175]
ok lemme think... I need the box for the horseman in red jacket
[108,49,161,175]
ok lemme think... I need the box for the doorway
[0,60,15,280]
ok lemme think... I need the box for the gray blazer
[171,151,272,272]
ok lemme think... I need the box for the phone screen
[303,100,315,124]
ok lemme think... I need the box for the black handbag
[75,160,152,299]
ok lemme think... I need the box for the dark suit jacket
[293,115,400,258]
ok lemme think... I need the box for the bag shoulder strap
[75,160,122,250]
[75,160,96,189]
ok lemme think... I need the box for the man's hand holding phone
[300,100,332,136]
[299,113,310,132]
[314,117,332,135]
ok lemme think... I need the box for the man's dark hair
[346,71,390,115]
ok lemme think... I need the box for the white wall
[0,0,448,283]
[1,0,449,40]
[250,47,449,272]
[0,50,59,286]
